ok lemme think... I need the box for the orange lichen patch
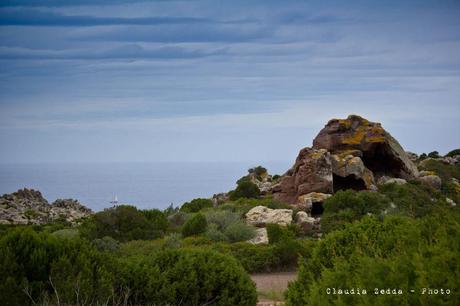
[309,151,325,159]
[371,124,385,134]
[343,131,365,145]
[366,135,386,143]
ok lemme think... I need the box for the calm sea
[0,162,290,211]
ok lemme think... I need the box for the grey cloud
[0,44,227,60]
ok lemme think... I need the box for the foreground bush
[229,181,261,200]
[286,212,460,306]
[118,249,258,306]
[0,228,114,305]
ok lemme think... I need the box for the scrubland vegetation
[1,158,459,305]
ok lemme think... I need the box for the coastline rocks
[245,206,293,227]
[313,115,418,179]
[0,188,92,225]
[273,148,333,204]
[247,228,269,244]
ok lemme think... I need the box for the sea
[0,161,290,211]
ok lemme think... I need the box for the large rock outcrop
[313,115,418,179]
[0,188,92,225]
[271,115,418,205]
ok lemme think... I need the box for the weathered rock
[419,175,442,190]
[273,148,333,204]
[296,192,332,212]
[295,211,315,234]
[0,188,92,225]
[247,228,269,244]
[245,206,293,227]
[377,176,407,185]
[406,151,419,162]
[313,115,418,179]
[446,198,457,207]
[330,153,375,191]
[211,193,229,206]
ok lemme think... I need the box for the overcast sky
[0,0,459,164]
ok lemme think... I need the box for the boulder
[313,115,418,179]
[273,148,333,204]
[245,206,293,227]
[377,176,407,185]
[247,228,269,244]
[295,211,315,234]
[419,175,442,190]
[446,198,457,207]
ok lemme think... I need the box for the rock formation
[313,115,418,179]
[245,206,293,227]
[0,188,92,225]
[272,115,418,206]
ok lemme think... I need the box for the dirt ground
[251,271,297,306]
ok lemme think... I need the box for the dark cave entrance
[361,144,403,177]
[311,202,324,217]
[333,174,366,192]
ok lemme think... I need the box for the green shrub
[51,228,79,239]
[118,249,257,306]
[418,159,460,181]
[205,210,240,230]
[0,228,114,306]
[141,208,168,232]
[167,211,188,229]
[286,212,460,306]
[180,198,213,213]
[79,205,165,242]
[223,221,256,243]
[205,223,229,242]
[92,236,120,252]
[181,213,208,237]
[229,181,261,200]
[446,148,460,157]
[163,233,182,249]
[266,224,293,244]
[427,150,440,158]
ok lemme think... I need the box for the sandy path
[251,271,297,306]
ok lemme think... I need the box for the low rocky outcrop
[378,176,407,185]
[419,174,442,190]
[295,211,315,235]
[245,206,293,227]
[0,188,92,225]
[296,192,331,216]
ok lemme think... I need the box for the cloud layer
[0,0,459,163]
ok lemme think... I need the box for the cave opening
[361,144,402,177]
[333,174,366,192]
[311,202,324,217]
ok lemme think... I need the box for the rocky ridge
[0,188,92,225]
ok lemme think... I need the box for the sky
[0,0,459,164]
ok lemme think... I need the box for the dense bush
[141,208,169,232]
[118,249,257,306]
[321,190,390,233]
[181,213,208,237]
[418,159,460,181]
[80,205,167,242]
[427,150,440,158]
[379,181,447,218]
[285,212,460,306]
[223,221,256,243]
[229,181,261,200]
[180,198,213,213]
[0,228,114,305]
[266,224,295,244]
[446,148,460,157]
